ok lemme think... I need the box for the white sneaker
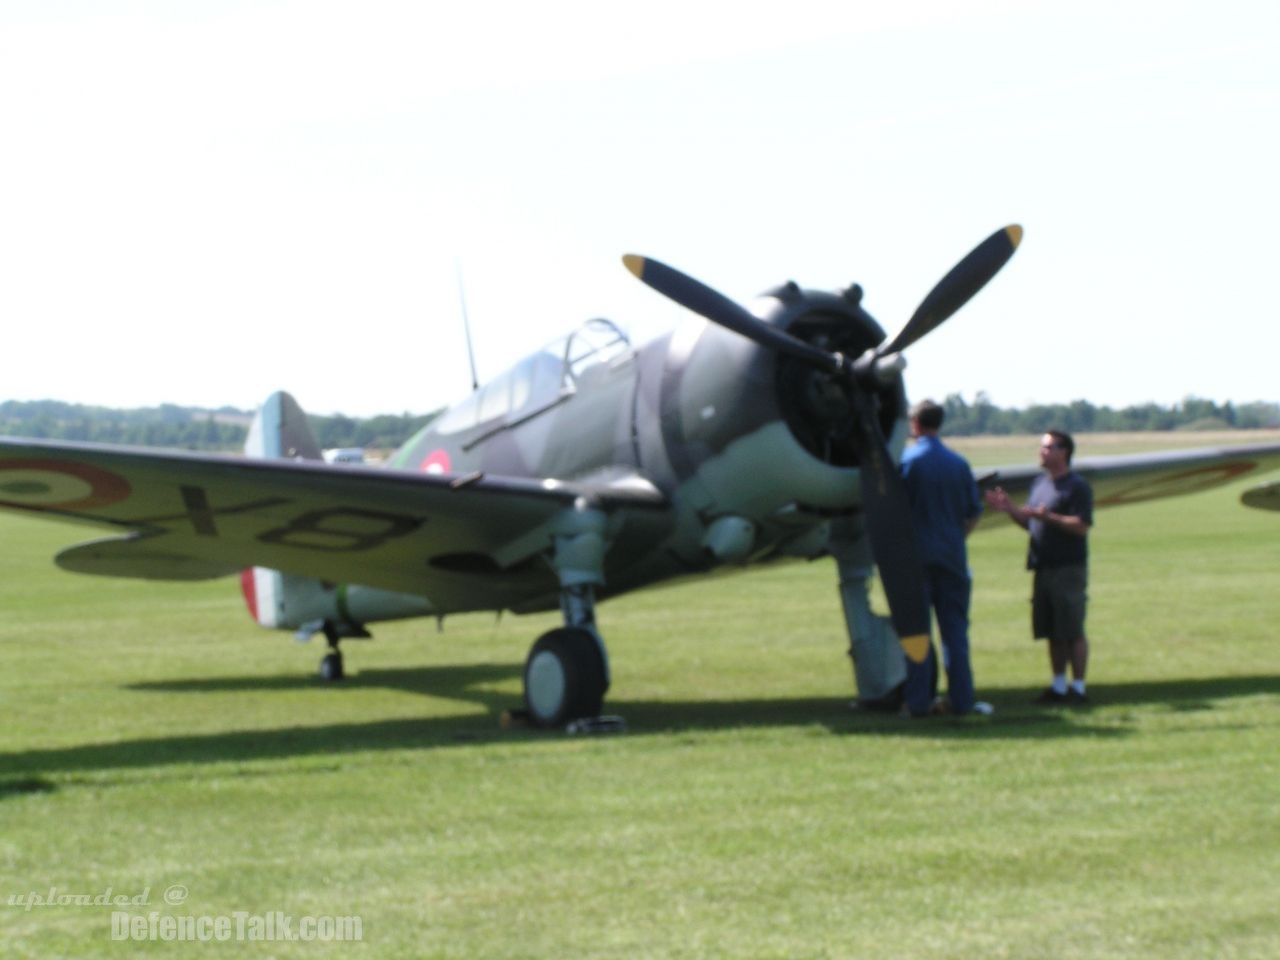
[971,701,995,716]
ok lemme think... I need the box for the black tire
[522,627,607,728]
[319,651,344,681]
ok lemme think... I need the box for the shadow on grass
[128,663,520,700]
[0,776,57,799]
[2,669,1275,789]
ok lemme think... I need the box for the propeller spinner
[623,225,1023,663]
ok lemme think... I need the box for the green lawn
[1,433,1278,958]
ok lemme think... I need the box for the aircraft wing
[0,437,668,610]
[973,442,1280,530]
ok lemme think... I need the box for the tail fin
[238,392,432,635]
[241,392,322,630]
[244,390,323,461]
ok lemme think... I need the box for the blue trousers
[904,565,975,715]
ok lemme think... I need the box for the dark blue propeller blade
[622,255,840,374]
[848,392,931,661]
[880,224,1022,357]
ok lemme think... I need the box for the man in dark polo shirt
[985,430,1094,704]
[899,399,990,716]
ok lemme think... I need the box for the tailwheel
[318,651,344,681]
[317,622,347,682]
[523,627,607,728]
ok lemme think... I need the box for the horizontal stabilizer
[57,535,241,580]
[1241,481,1280,512]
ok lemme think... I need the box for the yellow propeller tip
[901,634,931,664]
[622,254,645,278]
[1005,224,1024,248]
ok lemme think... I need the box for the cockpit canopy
[432,318,632,436]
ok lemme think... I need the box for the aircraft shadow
[127,663,519,700]
[2,670,1275,795]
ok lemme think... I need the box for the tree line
[938,393,1280,436]
[0,399,440,453]
[1,395,1276,453]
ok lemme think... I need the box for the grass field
[2,432,1278,958]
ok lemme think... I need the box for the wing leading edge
[973,441,1280,530]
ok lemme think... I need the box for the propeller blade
[880,224,1023,357]
[849,392,931,663]
[622,254,839,373]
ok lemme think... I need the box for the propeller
[623,225,1022,664]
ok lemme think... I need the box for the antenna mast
[455,262,480,393]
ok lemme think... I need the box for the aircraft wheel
[523,627,606,728]
[319,651,345,682]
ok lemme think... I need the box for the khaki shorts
[1032,564,1087,643]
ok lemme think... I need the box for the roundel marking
[1097,461,1257,506]
[0,459,132,510]
[420,449,452,475]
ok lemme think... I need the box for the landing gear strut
[830,517,906,709]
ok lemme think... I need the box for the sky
[1,0,1277,417]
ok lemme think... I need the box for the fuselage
[385,300,907,612]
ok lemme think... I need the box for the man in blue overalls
[899,400,992,717]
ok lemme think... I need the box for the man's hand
[985,486,1031,529]
[984,487,1013,513]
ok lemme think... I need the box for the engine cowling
[758,283,907,469]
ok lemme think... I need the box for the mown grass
[1,432,1277,958]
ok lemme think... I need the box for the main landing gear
[829,517,907,709]
[519,500,614,729]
